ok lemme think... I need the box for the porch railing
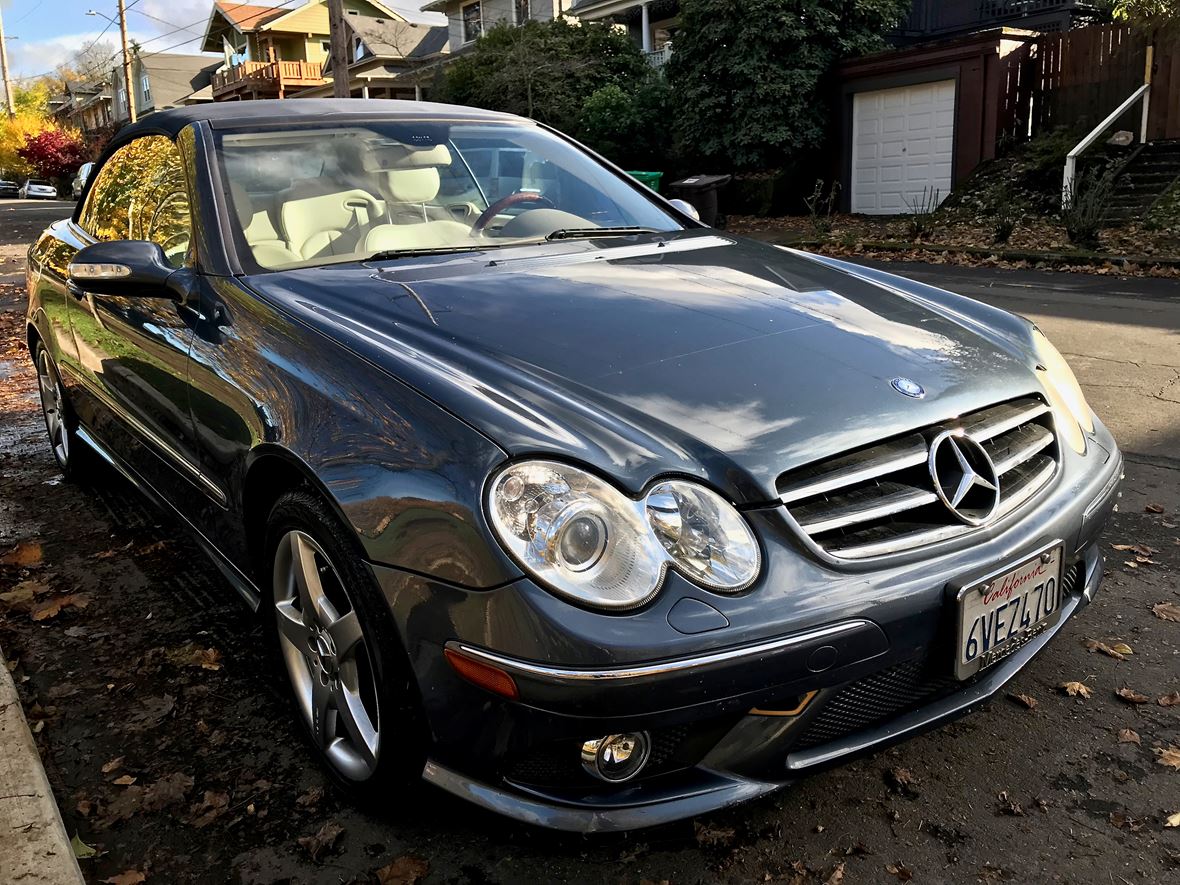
[212,60,324,95]
[645,45,672,68]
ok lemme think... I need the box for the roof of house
[213,1,290,31]
[137,53,224,110]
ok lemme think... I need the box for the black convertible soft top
[105,98,520,152]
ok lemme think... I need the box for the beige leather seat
[228,181,299,269]
[363,144,470,253]
[277,180,384,260]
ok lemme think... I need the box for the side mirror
[668,198,700,222]
[68,240,177,298]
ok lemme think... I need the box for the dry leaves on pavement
[1152,602,1180,622]
[885,861,914,882]
[1118,729,1142,746]
[101,872,147,885]
[1116,687,1152,704]
[1084,639,1133,659]
[375,856,430,885]
[1059,681,1092,698]
[1109,811,1144,832]
[824,862,846,885]
[694,820,737,848]
[1155,747,1180,771]
[1145,503,1166,514]
[1008,692,1038,710]
[1112,543,1157,556]
[164,642,222,671]
[1,541,43,567]
[1166,812,1180,828]
[30,593,90,621]
[189,790,230,828]
[297,821,344,861]
[1159,692,1180,707]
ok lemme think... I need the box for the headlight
[1032,328,1093,453]
[487,461,760,610]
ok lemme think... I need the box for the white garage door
[851,80,955,215]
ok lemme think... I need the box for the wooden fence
[1029,23,1180,141]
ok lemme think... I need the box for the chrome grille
[778,397,1058,559]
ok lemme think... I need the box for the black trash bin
[668,174,731,226]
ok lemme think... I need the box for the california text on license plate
[955,546,1063,679]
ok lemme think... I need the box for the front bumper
[371,428,1123,832]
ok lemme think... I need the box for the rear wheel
[34,343,81,478]
[266,491,427,797]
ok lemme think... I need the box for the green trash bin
[627,170,663,192]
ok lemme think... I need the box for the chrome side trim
[59,363,227,505]
[798,486,938,534]
[447,620,871,683]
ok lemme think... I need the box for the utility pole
[327,0,352,98]
[117,0,136,122]
[0,5,15,120]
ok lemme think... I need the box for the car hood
[245,233,1042,503]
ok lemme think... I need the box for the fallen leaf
[1155,747,1180,770]
[1008,692,1038,710]
[112,775,136,786]
[824,862,845,885]
[189,790,230,828]
[1146,503,1165,513]
[100,757,123,775]
[1110,642,1134,656]
[1084,639,1129,660]
[295,786,323,808]
[885,861,914,882]
[997,791,1024,816]
[298,821,344,861]
[1118,729,1142,746]
[142,773,193,812]
[1112,543,1157,556]
[1153,602,1180,622]
[0,586,36,610]
[1159,692,1180,707]
[1109,811,1143,832]
[1116,687,1151,704]
[1059,681,1092,698]
[886,767,919,795]
[30,593,90,621]
[164,643,222,671]
[694,820,736,847]
[139,540,168,555]
[70,833,96,859]
[1166,811,1180,828]
[126,695,175,731]
[101,872,146,885]
[376,855,430,885]
[92,542,132,560]
[1125,560,1140,569]
[1,541,42,567]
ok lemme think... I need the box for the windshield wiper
[366,244,502,261]
[544,226,659,241]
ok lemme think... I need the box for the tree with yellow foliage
[0,83,80,180]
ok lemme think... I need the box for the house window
[354,36,365,62]
[514,0,530,23]
[461,1,482,43]
[141,74,151,104]
[321,40,331,53]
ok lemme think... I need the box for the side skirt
[75,425,262,611]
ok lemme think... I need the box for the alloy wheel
[36,349,69,468]
[273,530,381,781]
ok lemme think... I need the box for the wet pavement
[0,216,1178,883]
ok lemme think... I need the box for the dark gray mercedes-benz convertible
[25,100,1122,831]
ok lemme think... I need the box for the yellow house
[201,0,407,100]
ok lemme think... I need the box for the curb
[0,645,86,885]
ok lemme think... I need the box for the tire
[264,490,428,800]
[33,342,86,479]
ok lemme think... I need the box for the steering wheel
[471,191,555,234]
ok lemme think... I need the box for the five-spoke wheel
[34,344,72,473]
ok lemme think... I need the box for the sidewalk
[0,646,85,885]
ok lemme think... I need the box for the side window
[79,135,193,268]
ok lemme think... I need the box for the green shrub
[1062,168,1117,249]
[803,179,841,236]
[904,188,941,240]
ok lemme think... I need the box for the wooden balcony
[212,60,325,100]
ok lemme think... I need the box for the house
[567,0,677,67]
[892,0,1105,45]
[419,0,558,56]
[111,52,221,122]
[297,14,449,100]
[53,80,114,134]
[201,0,410,101]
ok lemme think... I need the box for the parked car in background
[0,177,20,198]
[72,163,95,201]
[25,100,1122,832]
[20,179,58,199]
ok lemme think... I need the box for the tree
[442,19,651,135]
[667,0,912,171]
[58,40,119,84]
[0,114,49,177]
[1110,0,1180,27]
[16,128,85,180]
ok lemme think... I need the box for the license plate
[955,546,1063,679]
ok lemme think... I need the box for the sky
[1,0,441,83]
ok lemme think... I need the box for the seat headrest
[227,181,253,230]
[370,143,452,170]
[384,167,440,204]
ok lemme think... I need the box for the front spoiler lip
[422,553,1103,833]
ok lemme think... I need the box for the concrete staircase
[1103,140,1180,224]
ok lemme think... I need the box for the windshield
[214,120,685,272]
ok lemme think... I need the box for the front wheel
[266,491,428,798]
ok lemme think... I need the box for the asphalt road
[0,220,1177,884]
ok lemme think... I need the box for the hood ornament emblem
[928,430,1001,526]
[891,377,925,398]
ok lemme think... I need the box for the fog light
[580,732,651,782]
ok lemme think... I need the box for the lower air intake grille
[777,396,1059,559]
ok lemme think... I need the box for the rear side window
[79,135,193,267]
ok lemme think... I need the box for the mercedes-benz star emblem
[927,430,1001,526]
[891,377,925,398]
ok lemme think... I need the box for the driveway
[0,253,1177,885]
